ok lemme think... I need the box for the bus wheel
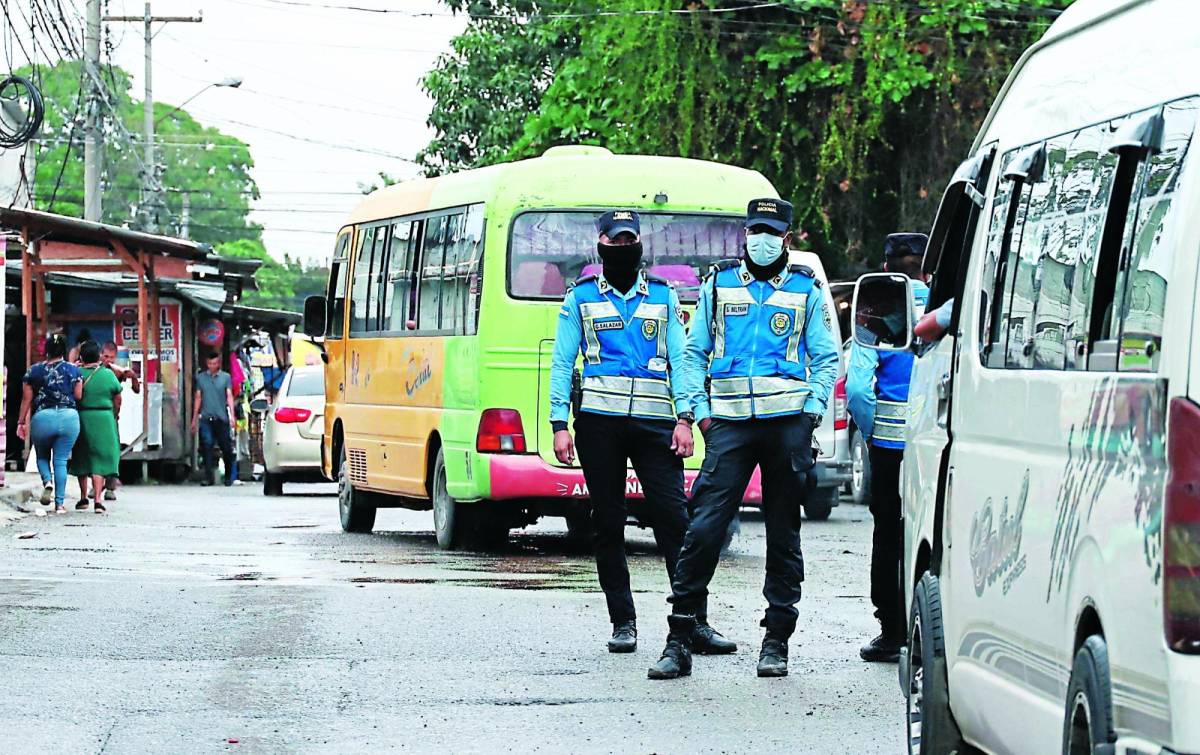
[1062,636,1115,755]
[432,448,465,550]
[338,447,376,534]
[907,573,965,755]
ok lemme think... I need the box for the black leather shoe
[692,622,737,655]
[757,636,789,677]
[647,614,695,680]
[607,620,637,653]
[859,633,904,663]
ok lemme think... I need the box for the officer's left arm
[802,288,840,415]
[845,342,879,439]
[665,287,691,416]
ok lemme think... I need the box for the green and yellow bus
[304,146,777,548]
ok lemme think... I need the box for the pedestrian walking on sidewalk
[649,199,839,680]
[548,209,734,656]
[17,335,82,514]
[69,341,123,514]
[192,351,236,487]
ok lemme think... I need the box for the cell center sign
[114,298,182,365]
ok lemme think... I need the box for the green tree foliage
[25,59,261,245]
[216,239,329,312]
[420,0,1069,274]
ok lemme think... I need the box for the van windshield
[509,211,744,302]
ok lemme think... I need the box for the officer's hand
[697,418,712,435]
[553,430,575,465]
[670,422,694,458]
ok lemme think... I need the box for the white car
[854,2,1200,753]
[262,366,325,496]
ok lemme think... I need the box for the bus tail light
[274,406,312,424]
[1165,396,1200,654]
[834,376,848,431]
[477,409,526,454]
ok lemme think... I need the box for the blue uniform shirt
[847,280,929,446]
[683,263,839,422]
[549,272,690,425]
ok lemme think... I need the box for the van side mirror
[303,295,327,337]
[852,273,913,352]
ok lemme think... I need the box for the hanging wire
[0,74,45,148]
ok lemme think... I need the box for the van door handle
[936,373,951,429]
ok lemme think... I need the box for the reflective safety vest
[574,275,674,420]
[872,283,929,449]
[708,262,819,420]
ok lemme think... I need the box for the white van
[853,1,1200,753]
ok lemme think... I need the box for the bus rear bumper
[486,454,763,504]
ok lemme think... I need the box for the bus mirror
[303,295,327,337]
[852,273,913,352]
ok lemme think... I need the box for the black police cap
[884,233,929,258]
[745,197,793,233]
[597,210,641,239]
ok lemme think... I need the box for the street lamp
[155,76,242,127]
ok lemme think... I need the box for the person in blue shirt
[549,209,734,657]
[648,198,840,680]
[846,233,930,663]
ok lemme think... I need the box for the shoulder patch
[713,259,741,272]
[788,263,816,278]
[569,273,598,290]
[644,273,673,288]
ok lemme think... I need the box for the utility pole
[83,0,102,221]
[103,3,202,233]
[180,192,189,239]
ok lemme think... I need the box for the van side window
[327,233,350,339]
[1113,98,1198,372]
[923,145,995,323]
[419,216,448,331]
[385,220,416,332]
[349,226,377,335]
[1004,145,1061,369]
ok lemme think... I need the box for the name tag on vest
[724,303,749,316]
[594,319,624,331]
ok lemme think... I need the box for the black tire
[804,487,838,521]
[1063,635,1116,755]
[337,447,376,533]
[432,448,467,550]
[851,430,873,507]
[263,472,284,497]
[907,573,966,755]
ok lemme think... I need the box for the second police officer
[846,233,929,663]
[648,198,839,680]
[549,210,736,657]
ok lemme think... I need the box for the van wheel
[804,487,837,521]
[338,448,376,534]
[263,472,284,497]
[1063,636,1116,755]
[851,432,873,506]
[907,573,965,755]
[432,448,467,550]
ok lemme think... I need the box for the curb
[0,477,43,525]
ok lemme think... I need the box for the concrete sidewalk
[0,471,90,524]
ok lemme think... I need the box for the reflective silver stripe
[711,396,753,419]
[713,286,755,359]
[754,390,810,416]
[752,376,809,396]
[581,392,631,415]
[633,303,668,320]
[876,400,907,420]
[873,422,906,442]
[580,301,621,319]
[630,397,674,419]
[764,291,808,310]
[580,300,622,365]
[582,375,670,398]
[710,377,752,397]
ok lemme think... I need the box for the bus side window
[463,204,485,336]
[441,212,467,333]
[349,226,377,334]
[419,216,448,331]
[385,220,415,332]
[328,233,350,339]
[366,225,389,333]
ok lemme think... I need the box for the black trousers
[198,416,235,484]
[670,414,813,639]
[868,444,905,638]
[573,412,693,625]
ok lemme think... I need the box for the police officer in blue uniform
[550,210,735,656]
[648,198,839,680]
[846,233,930,663]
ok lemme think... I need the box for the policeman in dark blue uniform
[846,233,929,663]
[648,198,839,680]
[549,210,735,656]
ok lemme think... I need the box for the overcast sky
[100,0,468,263]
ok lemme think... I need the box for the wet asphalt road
[1,482,904,754]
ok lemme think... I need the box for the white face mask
[746,232,784,266]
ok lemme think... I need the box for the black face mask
[744,243,788,281]
[597,241,643,293]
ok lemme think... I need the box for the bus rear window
[509,211,743,302]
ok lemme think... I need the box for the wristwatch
[804,411,823,428]
[677,411,695,426]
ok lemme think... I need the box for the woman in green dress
[70,340,122,513]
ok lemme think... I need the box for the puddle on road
[345,575,612,592]
[220,572,277,582]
